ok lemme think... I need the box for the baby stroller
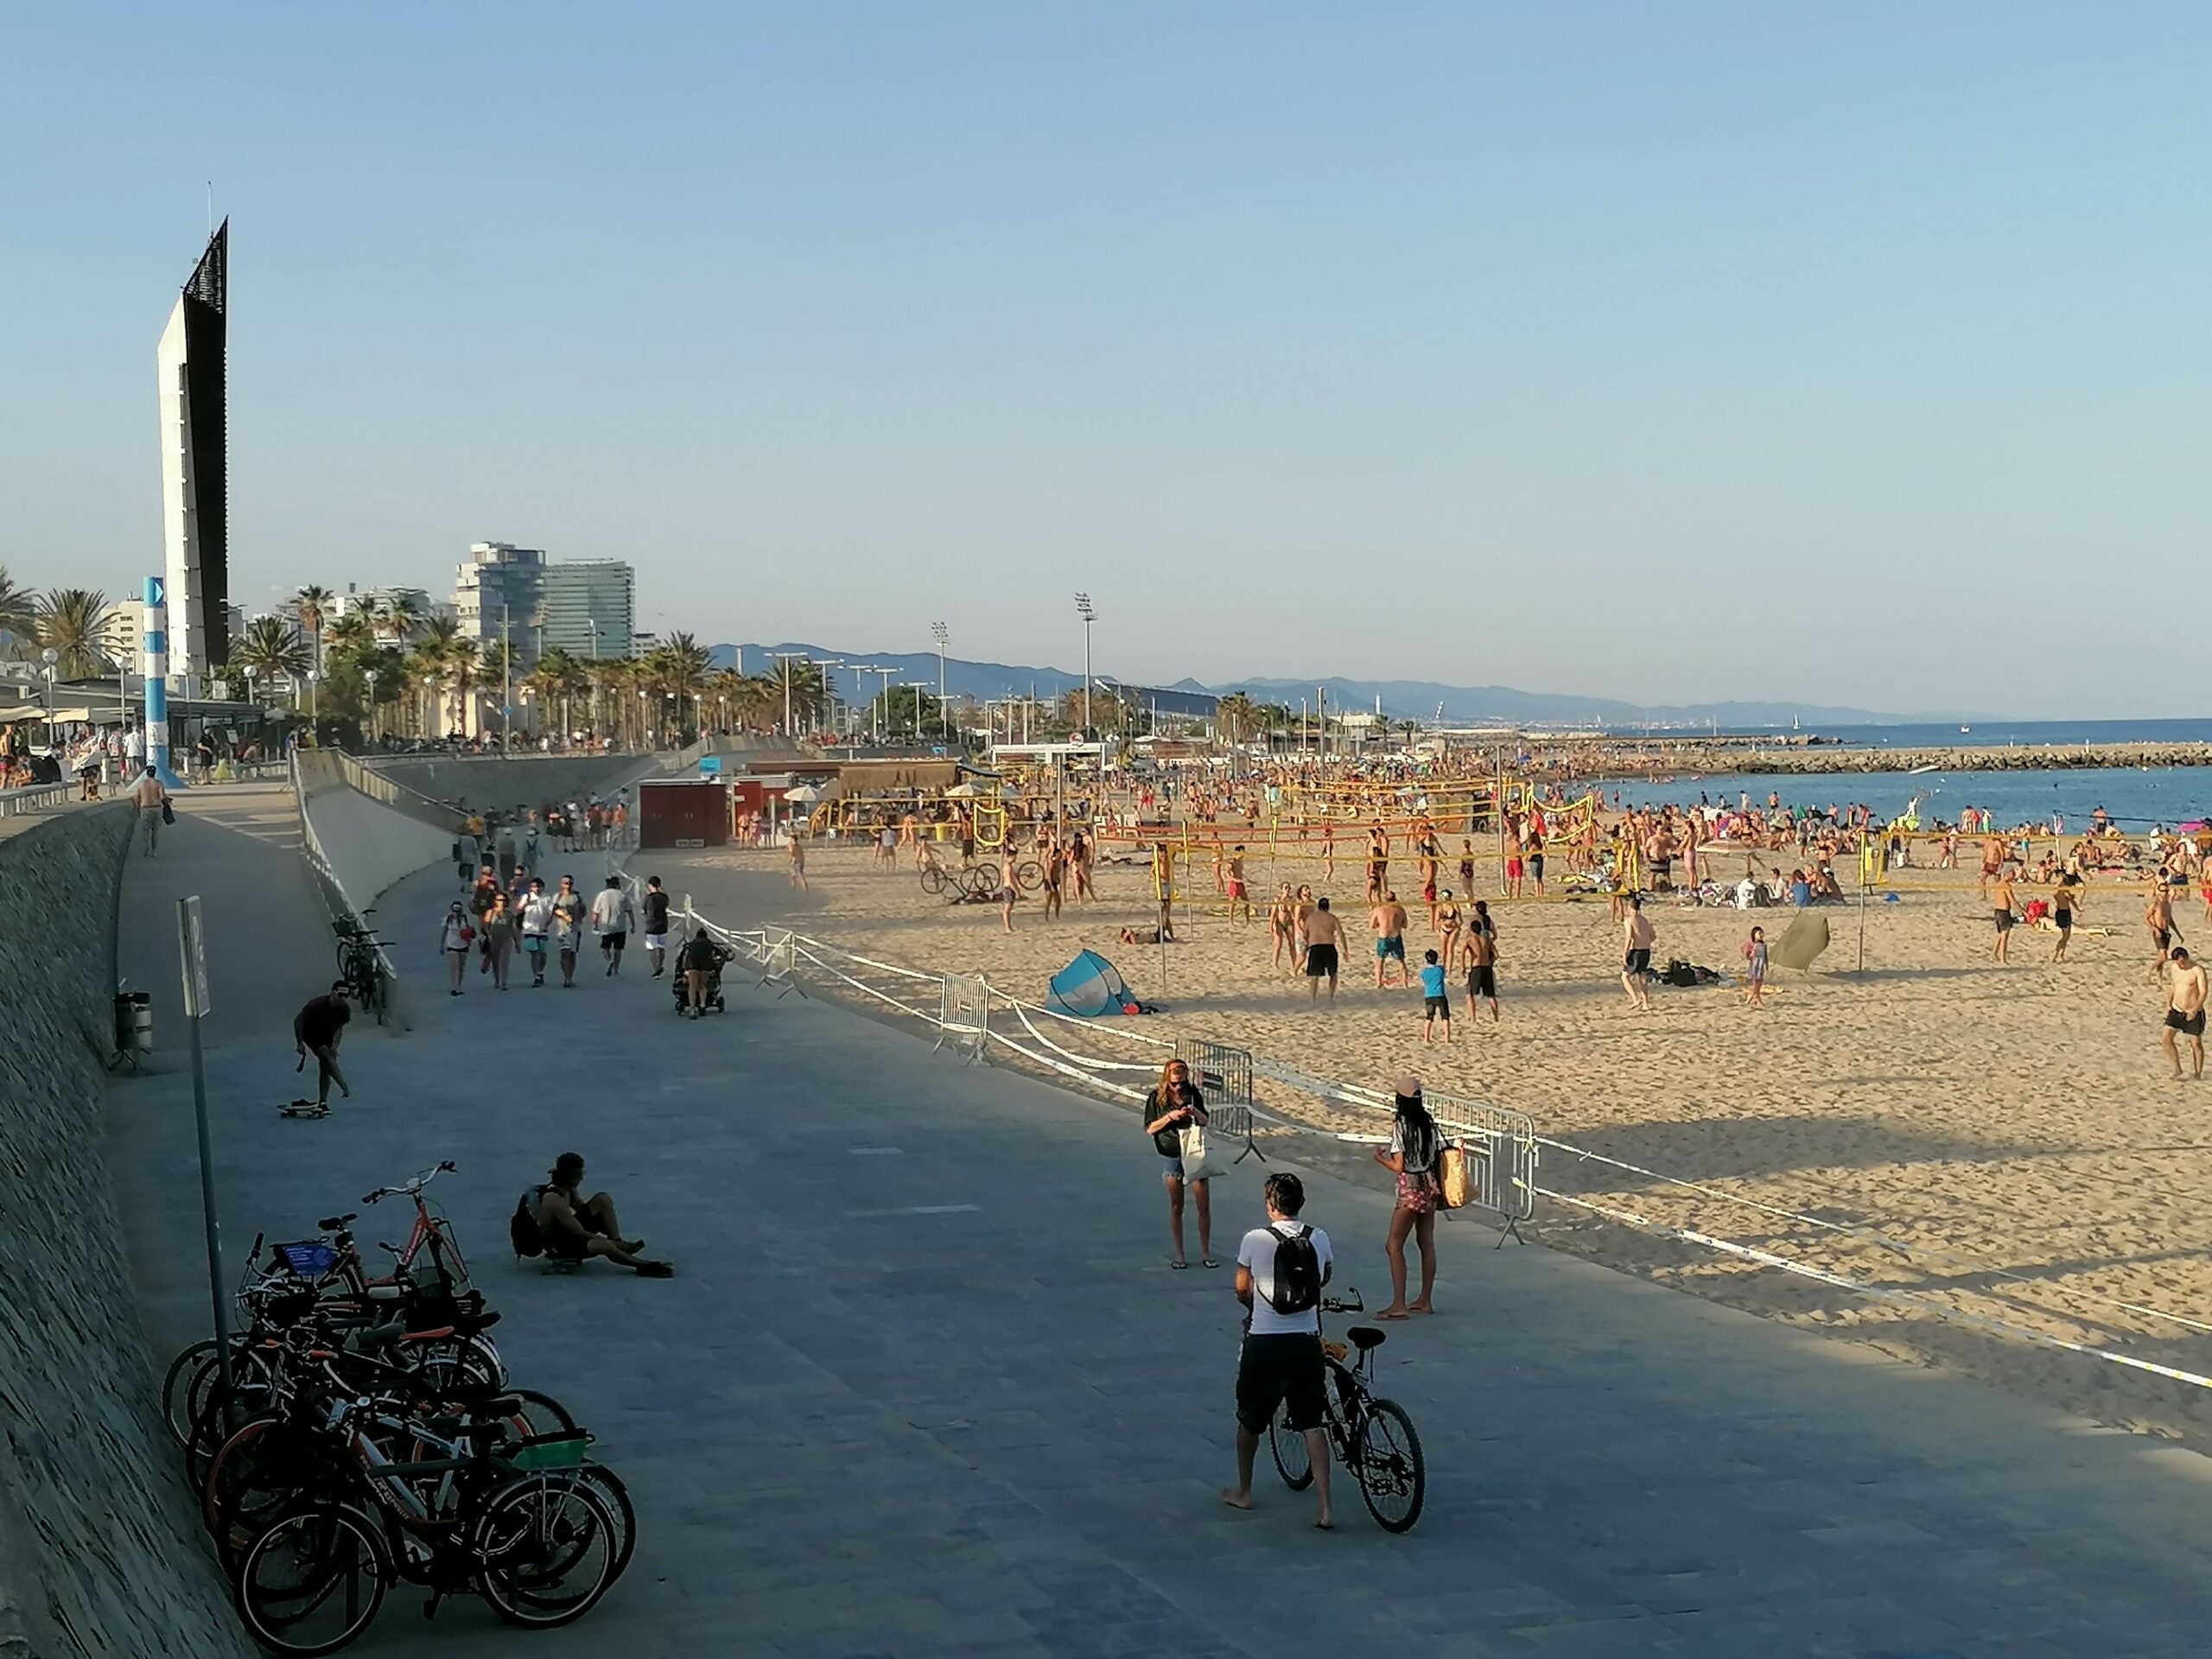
[673,935,734,1016]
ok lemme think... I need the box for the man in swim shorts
[1370,891,1409,988]
[1622,897,1655,1011]
[1304,896,1343,1003]
[2164,947,2207,1080]
[1463,925,1500,1021]
[2051,872,2082,963]
[1992,870,2018,964]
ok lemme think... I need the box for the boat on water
[1960,725,1972,734]
[1910,763,1942,775]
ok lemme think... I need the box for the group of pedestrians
[442,864,666,993]
[1147,1060,1452,1529]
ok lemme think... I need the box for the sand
[662,835,2212,1447]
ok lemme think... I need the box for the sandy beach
[660,833,2212,1447]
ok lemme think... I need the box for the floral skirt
[1395,1172,1437,1215]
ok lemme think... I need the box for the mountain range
[710,642,1943,728]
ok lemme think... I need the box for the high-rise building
[156,221,229,684]
[453,543,545,666]
[540,560,636,661]
[102,603,143,671]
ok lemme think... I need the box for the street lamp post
[931,621,950,743]
[1074,594,1095,734]
[365,668,378,743]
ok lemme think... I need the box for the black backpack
[510,1188,544,1258]
[1266,1224,1322,1316]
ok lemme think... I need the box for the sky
[3,3,2208,718]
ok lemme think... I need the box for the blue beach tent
[1047,950,1139,1017]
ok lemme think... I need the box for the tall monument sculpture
[156,220,230,692]
[141,575,185,788]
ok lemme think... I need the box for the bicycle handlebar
[1321,1289,1364,1314]
[361,1160,454,1205]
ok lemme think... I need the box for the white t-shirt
[589,889,634,932]
[1238,1222,1333,1336]
[518,894,556,938]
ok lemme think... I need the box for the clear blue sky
[3,3,2207,716]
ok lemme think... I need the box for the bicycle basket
[274,1241,340,1278]
[506,1432,594,1471]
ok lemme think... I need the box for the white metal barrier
[935,973,989,1062]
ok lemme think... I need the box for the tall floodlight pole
[1074,594,1095,734]
[931,621,950,742]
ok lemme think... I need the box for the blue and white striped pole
[143,575,187,788]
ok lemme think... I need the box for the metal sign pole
[177,897,230,1391]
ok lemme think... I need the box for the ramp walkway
[98,785,2212,1656]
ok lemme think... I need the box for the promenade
[100,786,2212,1656]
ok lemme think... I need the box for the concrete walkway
[105,792,2212,1656]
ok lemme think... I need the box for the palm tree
[38,588,118,677]
[324,609,376,664]
[1216,692,1261,746]
[376,593,425,645]
[230,614,311,703]
[0,566,37,657]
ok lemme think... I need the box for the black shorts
[1236,1332,1326,1435]
[2154,928,2172,951]
[1624,947,1651,976]
[2054,910,2073,931]
[1305,943,1338,978]
[1994,909,2013,932]
[1424,995,1450,1019]
[602,931,626,951]
[1466,965,1497,999]
[2167,1008,2207,1038]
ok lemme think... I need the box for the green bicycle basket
[506,1431,594,1471]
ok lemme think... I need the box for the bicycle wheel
[1013,859,1043,893]
[1268,1402,1313,1491]
[920,868,948,895]
[234,1502,390,1657]
[968,863,1001,896]
[162,1338,221,1446]
[1353,1397,1426,1534]
[580,1461,637,1584]
[209,1419,330,1573]
[474,1475,620,1628]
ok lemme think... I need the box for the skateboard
[279,1099,330,1120]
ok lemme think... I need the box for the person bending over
[292,982,353,1108]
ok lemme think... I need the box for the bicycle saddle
[1346,1326,1387,1351]
[317,1213,358,1230]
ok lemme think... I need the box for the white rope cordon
[1540,1187,2212,1393]
[982,1027,1148,1100]
[1005,1001,1160,1072]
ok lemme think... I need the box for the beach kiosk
[638,779,732,849]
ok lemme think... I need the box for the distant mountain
[709,643,1942,728]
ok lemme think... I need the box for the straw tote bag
[1436,1142,1474,1211]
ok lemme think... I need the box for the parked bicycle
[1266,1291,1426,1532]
[919,861,1001,899]
[332,912,389,1027]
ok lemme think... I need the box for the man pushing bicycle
[1222,1172,1336,1529]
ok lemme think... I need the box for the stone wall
[0,807,251,1657]
[357,752,663,814]
[295,750,453,909]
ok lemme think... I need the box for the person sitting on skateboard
[533,1154,673,1276]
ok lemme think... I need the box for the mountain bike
[332,913,389,1026]
[1266,1291,1426,1533]
[920,861,1001,899]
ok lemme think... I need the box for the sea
[1590,721,2212,831]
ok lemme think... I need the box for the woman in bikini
[1268,884,1297,971]
[1434,890,1462,973]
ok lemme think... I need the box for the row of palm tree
[0,567,124,678]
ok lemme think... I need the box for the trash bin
[114,990,153,1056]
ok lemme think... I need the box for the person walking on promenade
[550,874,587,988]
[131,764,168,855]
[440,901,473,995]
[1374,1078,1440,1319]
[591,875,636,976]
[1304,897,1344,1004]
[2164,947,2208,1080]
[1145,1058,1213,1269]
[481,893,518,990]
[1221,1172,1334,1529]
[1742,925,1768,1007]
[1622,896,1656,1011]
[292,982,353,1109]
[641,876,672,977]
[519,876,555,987]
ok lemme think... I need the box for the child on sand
[1743,925,1768,1007]
[1419,950,1452,1043]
